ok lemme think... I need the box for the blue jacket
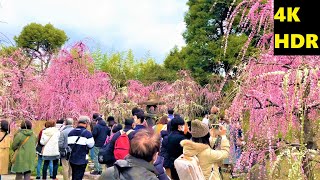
[92,120,111,147]
[68,126,94,165]
[133,124,145,131]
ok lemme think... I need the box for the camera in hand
[210,124,220,129]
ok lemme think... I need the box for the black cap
[93,113,101,120]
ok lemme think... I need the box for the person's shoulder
[142,170,159,180]
[93,123,100,129]
[113,131,121,138]
[99,167,115,180]
[83,129,93,138]
[68,128,81,136]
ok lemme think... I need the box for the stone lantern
[138,92,165,126]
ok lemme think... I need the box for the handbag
[36,143,44,154]
[60,146,72,158]
[11,136,30,164]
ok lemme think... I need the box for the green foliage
[93,49,177,86]
[13,23,68,71]
[163,0,256,86]
[14,23,68,53]
[164,46,186,71]
[242,110,250,135]
[138,58,177,85]
[0,46,18,57]
[210,34,258,71]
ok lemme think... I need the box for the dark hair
[56,118,65,124]
[187,120,192,131]
[21,120,32,129]
[171,116,184,131]
[93,113,100,120]
[191,133,210,146]
[136,112,145,123]
[168,108,174,115]
[96,117,103,122]
[124,118,134,126]
[201,109,210,117]
[158,115,168,125]
[132,107,140,116]
[130,129,160,162]
[112,124,123,133]
[107,116,115,122]
[173,113,181,118]
[0,120,9,132]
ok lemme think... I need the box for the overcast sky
[0,0,188,63]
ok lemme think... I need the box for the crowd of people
[0,105,245,180]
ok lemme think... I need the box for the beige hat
[191,120,210,138]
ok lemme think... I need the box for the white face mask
[179,125,185,131]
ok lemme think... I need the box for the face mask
[179,125,185,131]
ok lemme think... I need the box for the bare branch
[265,98,280,107]
[244,94,263,109]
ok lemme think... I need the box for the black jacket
[159,130,170,168]
[167,130,188,168]
[92,120,111,147]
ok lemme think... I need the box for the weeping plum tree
[1,43,115,120]
[100,70,219,122]
[36,43,114,120]
[224,0,320,179]
[0,50,38,120]
[228,55,320,179]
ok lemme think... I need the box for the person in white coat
[40,120,61,180]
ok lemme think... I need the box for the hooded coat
[92,119,110,147]
[99,155,159,180]
[180,135,230,180]
[11,129,36,173]
[40,127,60,159]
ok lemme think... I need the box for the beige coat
[180,135,230,180]
[0,132,11,174]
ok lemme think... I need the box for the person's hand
[132,123,136,128]
[210,128,218,138]
[217,125,227,136]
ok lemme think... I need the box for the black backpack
[98,143,115,164]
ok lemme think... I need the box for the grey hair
[65,118,74,125]
[78,116,90,123]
